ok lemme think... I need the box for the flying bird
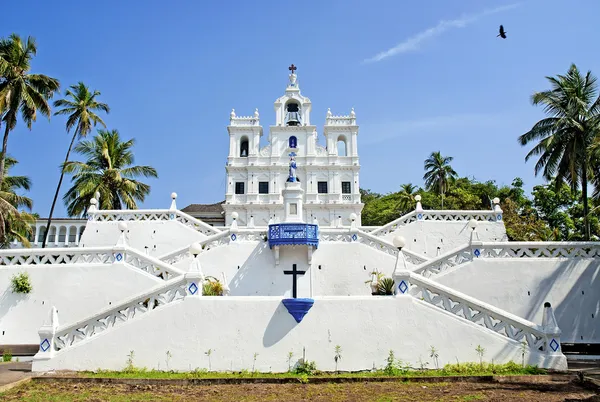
[497,25,507,39]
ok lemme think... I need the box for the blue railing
[268,223,319,249]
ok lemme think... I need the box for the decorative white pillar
[170,192,178,211]
[469,218,479,243]
[493,197,503,222]
[282,181,305,223]
[34,306,59,361]
[222,272,230,296]
[415,194,423,220]
[186,243,205,297]
[542,302,562,356]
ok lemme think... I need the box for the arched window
[337,136,347,156]
[285,102,301,126]
[289,136,297,149]
[240,136,249,157]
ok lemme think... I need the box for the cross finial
[288,64,297,74]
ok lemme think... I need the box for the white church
[0,66,598,373]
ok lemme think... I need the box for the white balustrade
[319,229,428,266]
[397,272,557,352]
[0,246,184,280]
[413,241,600,279]
[88,209,220,236]
[52,277,188,352]
[370,210,499,237]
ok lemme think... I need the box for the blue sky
[2,0,600,216]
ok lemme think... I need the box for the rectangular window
[290,203,298,215]
[342,181,351,194]
[235,182,245,194]
[259,181,269,194]
[318,181,328,194]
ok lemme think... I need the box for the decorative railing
[319,229,428,266]
[0,246,184,281]
[398,272,555,352]
[413,241,600,279]
[53,277,188,352]
[159,229,267,265]
[325,114,356,126]
[268,224,319,248]
[370,210,499,237]
[88,209,220,236]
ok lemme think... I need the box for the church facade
[222,66,363,227]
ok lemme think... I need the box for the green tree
[423,151,457,209]
[397,183,418,215]
[63,129,158,216]
[0,34,60,187]
[41,82,109,248]
[0,156,34,247]
[519,64,600,240]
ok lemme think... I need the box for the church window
[318,181,328,194]
[259,181,269,194]
[290,203,298,215]
[342,181,351,194]
[289,136,297,149]
[240,137,249,157]
[235,182,245,194]
[337,136,347,156]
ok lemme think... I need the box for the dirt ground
[1,379,599,402]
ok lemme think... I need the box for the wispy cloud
[363,3,520,63]
[359,113,504,146]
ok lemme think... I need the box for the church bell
[286,102,301,126]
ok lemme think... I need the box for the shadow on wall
[262,302,297,347]
[0,287,29,335]
[230,242,281,296]
[525,258,600,343]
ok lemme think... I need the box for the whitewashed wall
[382,221,506,257]
[33,296,565,372]
[0,264,159,344]
[81,221,207,256]
[174,241,397,297]
[436,259,600,343]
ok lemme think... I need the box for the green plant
[334,345,342,372]
[377,278,395,295]
[429,346,439,369]
[520,341,527,367]
[287,351,294,372]
[2,349,12,362]
[205,349,212,371]
[202,277,224,296]
[165,350,172,371]
[10,272,32,294]
[475,345,485,367]
[293,360,317,375]
[125,350,135,372]
[252,352,258,373]
[385,350,396,375]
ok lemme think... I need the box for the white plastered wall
[435,258,600,343]
[382,221,506,257]
[0,264,159,344]
[33,296,565,372]
[174,241,397,296]
[80,221,206,256]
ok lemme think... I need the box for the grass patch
[82,362,546,380]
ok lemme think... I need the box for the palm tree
[397,183,418,214]
[0,34,60,187]
[0,156,34,247]
[41,83,109,248]
[62,129,158,216]
[423,151,457,208]
[519,64,600,240]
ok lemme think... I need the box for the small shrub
[125,350,135,372]
[377,278,395,295]
[203,277,224,296]
[429,346,439,369]
[334,345,342,372]
[294,360,317,375]
[3,350,12,362]
[10,272,32,294]
[475,345,485,367]
[287,351,294,372]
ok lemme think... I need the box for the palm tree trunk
[42,130,78,248]
[0,123,11,188]
[582,160,591,241]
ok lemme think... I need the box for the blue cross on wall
[283,264,306,298]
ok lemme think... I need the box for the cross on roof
[288,64,297,74]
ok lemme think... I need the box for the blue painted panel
[268,223,319,249]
